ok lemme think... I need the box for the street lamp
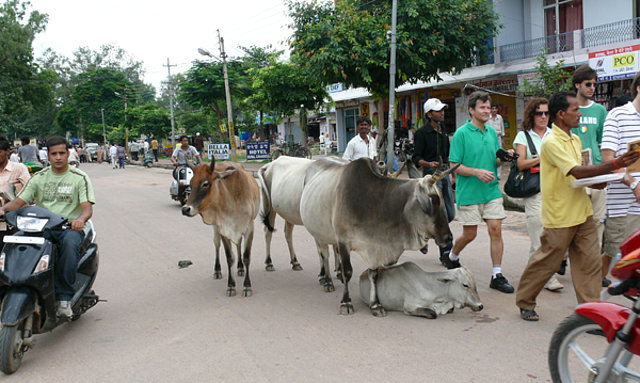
[199,39,237,162]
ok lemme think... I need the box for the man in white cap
[413,98,454,264]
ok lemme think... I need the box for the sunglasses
[534,111,550,116]
[584,82,596,87]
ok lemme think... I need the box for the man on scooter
[171,135,202,167]
[0,136,95,318]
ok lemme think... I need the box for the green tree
[288,0,499,99]
[518,48,573,99]
[0,0,52,134]
[126,104,171,139]
[250,60,327,144]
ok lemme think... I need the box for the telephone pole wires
[164,58,177,148]
[218,29,237,162]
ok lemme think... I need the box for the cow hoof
[336,272,344,284]
[292,263,303,271]
[213,271,222,280]
[242,288,253,297]
[339,302,354,315]
[226,288,236,297]
[323,282,335,293]
[265,264,275,272]
[237,269,245,277]
[414,308,437,319]
[448,307,454,313]
[371,304,387,317]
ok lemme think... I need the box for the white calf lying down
[359,262,483,318]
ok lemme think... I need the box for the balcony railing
[583,17,640,48]
[499,31,574,62]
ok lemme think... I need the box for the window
[544,0,583,36]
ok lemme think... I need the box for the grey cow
[359,262,483,318]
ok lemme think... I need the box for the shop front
[589,44,640,109]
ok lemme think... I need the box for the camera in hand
[496,148,517,162]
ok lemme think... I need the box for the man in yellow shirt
[516,91,640,321]
[151,138,159,162]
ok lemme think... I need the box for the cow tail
[257,166,275,232]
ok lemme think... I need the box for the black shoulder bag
[504,131,541,198]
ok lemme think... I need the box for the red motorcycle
[549,228,640,382]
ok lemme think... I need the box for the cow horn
[209,155,216,172]
[427,163,460,186]
[376,161,386,175]
[390,160,406,178]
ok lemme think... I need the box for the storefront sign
[326,83,344,93]
[472,76,518,93]
[246,142,270,160]
[335,99,361,108]
[207,143,229,160]
[589,45,640,81]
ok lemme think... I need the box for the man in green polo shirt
[446,91,515,294]
[0,136,95,318]
[571,65,609,284]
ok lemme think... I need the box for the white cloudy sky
[28,0,296,92]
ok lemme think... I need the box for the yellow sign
[219,124,227,133]
[360,103,370,117]
[614,53,635,68]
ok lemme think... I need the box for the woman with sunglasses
[513,98,563,291]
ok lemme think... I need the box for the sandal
[520,308,539,322]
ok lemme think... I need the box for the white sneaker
[56,301,73,318]
[545,277,564,292]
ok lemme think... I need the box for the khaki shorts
[604,214,640,258]
[456,197,506,226]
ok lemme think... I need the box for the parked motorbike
[549,227,640,382]
[143,151,154,168]
[170,164,194,206]
[0,206,100,374]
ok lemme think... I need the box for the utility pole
[164,57,177,148]
[386,0,398,172]
[100,108,107,144]
[218,29,237,162]
[124,87,128,152]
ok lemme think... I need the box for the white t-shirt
[601,101,640,218]
[342,134,376,161]
[487,114,505,136]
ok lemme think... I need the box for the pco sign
[614,53,635,68]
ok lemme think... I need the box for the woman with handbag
[513,98,563,291]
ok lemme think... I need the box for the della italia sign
[589,45,640,81]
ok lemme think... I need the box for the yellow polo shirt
[540,124,593,228]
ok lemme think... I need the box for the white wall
[583,0,633,29]
[524,0,546,40]
[494,0,525,46]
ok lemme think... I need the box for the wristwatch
[630,180,639,191]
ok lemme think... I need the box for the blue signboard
[246,141,271,160]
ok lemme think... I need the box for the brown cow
[181,159,261,297]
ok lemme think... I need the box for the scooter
[143,151,154,168]
[170,164,194,206]
[549,227,640,382]
[0,206,99,374]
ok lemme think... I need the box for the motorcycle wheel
[0,322,25,374]
[549,312,637,383]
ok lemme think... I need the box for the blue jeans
[45,230,85,301]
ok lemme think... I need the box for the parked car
[84,143,99,161]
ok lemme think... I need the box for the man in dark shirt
[413,98,455,264]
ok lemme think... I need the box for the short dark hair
[491,103,499,109]
[0,137,10,151]
[632,71,640,99]
[468,91,491,111]
[356,116,372,126]
[46,136,68,151]
[572,65,597,88]
[179,135,188,142]
[20,136,30,146]
[549,91,577,122]
[615,94,634,108]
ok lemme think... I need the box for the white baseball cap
[423,98,447,114]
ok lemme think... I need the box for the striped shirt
[601,101,640,218]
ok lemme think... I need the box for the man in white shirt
[487,103,505,146]
[343,116,377,162]
[109,145,118,169]
[601,72,640,280]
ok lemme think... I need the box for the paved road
[3,162,619,382]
